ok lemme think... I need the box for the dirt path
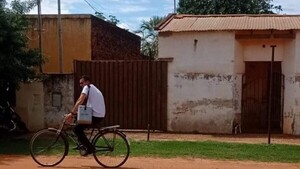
[2,132,300,169]
[1,155,300,169]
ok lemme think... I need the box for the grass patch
[130,140,300,163]
[1,137,300,163]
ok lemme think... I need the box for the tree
[0,0,43,88]
[135,16,164,59]
[95,12,120,25]
[177,0,282,15]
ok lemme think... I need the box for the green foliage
[177,0,282,14]
[0,0,43,86]
[95,12,120,25]
[135,16,165,59]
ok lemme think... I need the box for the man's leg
[74,117,104,154]
[73,123,91,150]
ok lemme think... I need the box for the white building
[156,14,300,134]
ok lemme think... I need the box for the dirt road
[1,155,300,169]
[2,132,300,169]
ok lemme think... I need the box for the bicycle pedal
[72,146,80,150]
[72,144,83,150]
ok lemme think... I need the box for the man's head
[79,75,91,87]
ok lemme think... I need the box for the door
[242,62,283,133]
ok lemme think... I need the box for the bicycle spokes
[93,131,130,168]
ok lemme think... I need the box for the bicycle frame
[50,119,124,154]
[30,117,130,168]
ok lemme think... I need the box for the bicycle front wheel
[93,131,130,168]
[29,129,68,167]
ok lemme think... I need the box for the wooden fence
[74,60,168,131]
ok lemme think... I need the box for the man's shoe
[79,146,94,156]
[87,147,95,154]
[80,149,89,156]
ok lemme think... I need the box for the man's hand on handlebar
[64,112,75,124]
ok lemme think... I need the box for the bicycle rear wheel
[93,130,130,168]
[29,128,68,167]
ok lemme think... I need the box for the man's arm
[71,93,87,115]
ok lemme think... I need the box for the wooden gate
[242,62,284,133]
[73,60,168,131]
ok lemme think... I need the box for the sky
[7,0,300,32]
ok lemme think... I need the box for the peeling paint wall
[159,32,239,133]
[43,74,74,128]
[15,75,75,131]
[282,38,296,134]
[282,31,300,135]
[158,30,300,135]
[169,73,240,133]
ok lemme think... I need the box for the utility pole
[58,0,63,73]
[37,0,43,73]
[174,0,176,13]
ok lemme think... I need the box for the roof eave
[154,13,176,31]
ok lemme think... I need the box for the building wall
[159,30,300,134]
[16,82,44,131]
[236,37,300,135]
[15,75,74,131]
[91,16,141,60]
[283,31,300,135]
[239,39,285,62]
[159,31,238,133]
[27,15,92,73]
[43,74,74,128]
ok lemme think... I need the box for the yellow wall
[27,15,92,73]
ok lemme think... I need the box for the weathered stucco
[16,82,44,131]
[15,75,75,131]
[281,32,300,135]
[43,74,74,128]
[169,73,241,133]
[159,32,239,133]
[159,30,300,135]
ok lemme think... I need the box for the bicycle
[0,101,29,134]
[29,117,130,168]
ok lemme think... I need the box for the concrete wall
[237,36,300,135]
[239,39,285,62]
[27,15,92,73]
[159,31,238,133]
[282,31,300,135]
[43,74,74,128]
[158,30,300,134]
[15,74,74,131]
[16,82,44,131]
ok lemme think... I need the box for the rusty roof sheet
[156,14,300,32]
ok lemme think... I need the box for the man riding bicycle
[64,75,105,156]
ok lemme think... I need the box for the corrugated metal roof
[156,14,300,32]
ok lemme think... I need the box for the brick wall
[91,16,141,60]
